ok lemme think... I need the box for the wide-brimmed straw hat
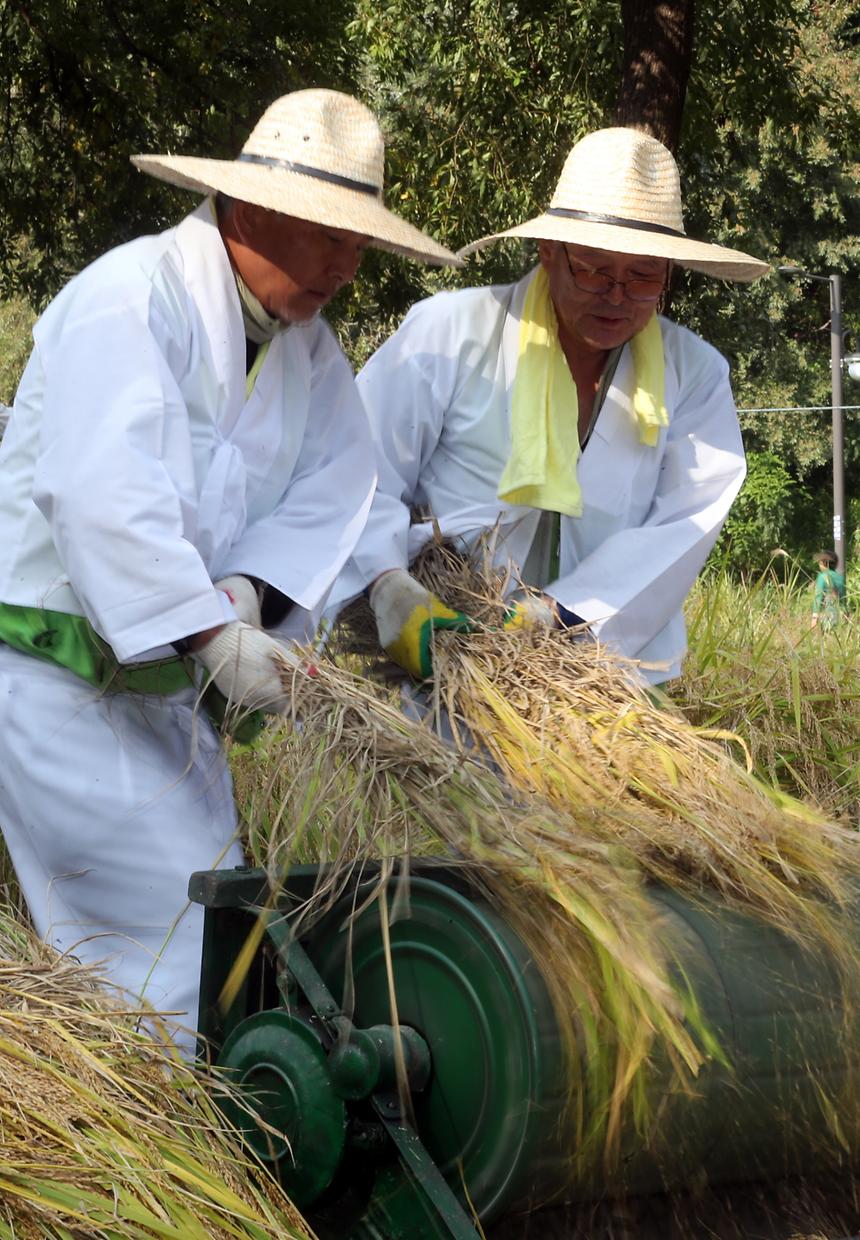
[132,89,459,267]
[458,127,768,281]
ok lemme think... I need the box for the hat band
[546,207,685,239]
[238,152,381,198]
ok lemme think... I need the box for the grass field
[0,295,35,406]
[670,561,860,823]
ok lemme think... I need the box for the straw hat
[814,549,838,566]
[131,89,459,267]
[458,127,769,281]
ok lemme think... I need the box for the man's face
[538,241,668,354]
[227,204,371,323]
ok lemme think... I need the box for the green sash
[0,602,264,743]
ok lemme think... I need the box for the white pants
[0,646,244,1055]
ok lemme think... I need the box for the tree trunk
[614,0,694,154]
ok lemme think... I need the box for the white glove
[193,621,302,714]
[214,575,262,627]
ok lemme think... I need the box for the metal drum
[190,864,858,1237]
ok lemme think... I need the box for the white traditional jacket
[341,271,746,682]
[0,201,376,663]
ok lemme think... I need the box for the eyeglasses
[564,249,667,302]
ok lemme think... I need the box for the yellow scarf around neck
[497,267,668,517]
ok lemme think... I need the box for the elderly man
[335,127,768,685]
[0,88,456,1052]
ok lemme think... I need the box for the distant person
[333,127,768,685]
[811,550,846,630]
[0,88,456,1053]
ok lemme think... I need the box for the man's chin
[278,295,329,325]
[583,322,635,349]
[278,305,322,326]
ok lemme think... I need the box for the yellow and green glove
[369,569,473,680]
[502,594,558,631]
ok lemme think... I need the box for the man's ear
[232,200,265,241]
[537,239,557,270]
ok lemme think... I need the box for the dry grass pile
[325,548,860,953]
[402,549,860,953]
[236,658,709,1169]
[228,555,860,1175]
[0,908,312,1240]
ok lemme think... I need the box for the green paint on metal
[329,1030,382,1100]
[191,864,860,1232]
[303,875,566,1224]
[217,1009,347,1206]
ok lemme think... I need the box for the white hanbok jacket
[0,201,376,662]
[340,272,746,682]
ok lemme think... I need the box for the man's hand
[214,575,262,627]
[369,569,473,680]
[192,621,302,714]
[502,595,558,631]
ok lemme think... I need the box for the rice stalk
[245,653,717,1177]
[397,546,860,960]
[0,907,313,1240]
[229,546,860,1177]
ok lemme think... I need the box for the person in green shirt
[811,550,846,631]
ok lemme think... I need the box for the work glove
[193,621,303,714]
[502,595,558,631]
[214,575,262,628]
[369,569,473,680]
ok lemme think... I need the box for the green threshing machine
[189,862,855,1238]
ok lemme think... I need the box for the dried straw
[394,547,860,944]
[239,663,714,1174]
[0,907,313,1239]
[233,546,860,1181]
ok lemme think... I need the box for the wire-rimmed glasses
[563,249,667,302]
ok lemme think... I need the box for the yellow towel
[498,268,668,516]
[498,267,582,516]
[629,313,668,447]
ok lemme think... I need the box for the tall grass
[0,295,35,406]
[0,906,313,1239]
[672,558,860,824]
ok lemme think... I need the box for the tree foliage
[716,449,809,572]
[0,0,355,303]
[2,0,860,569]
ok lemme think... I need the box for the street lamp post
[778,266,846,575]
[829,273,846,574]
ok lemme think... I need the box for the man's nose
[603,280,626,305]
[331,242,364,285]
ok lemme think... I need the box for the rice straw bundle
[363,547,860,955]
[0,907,312,1239]
[232,549,860,1182]
[238,664,718,1173]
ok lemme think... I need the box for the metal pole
[830,273,846,575]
